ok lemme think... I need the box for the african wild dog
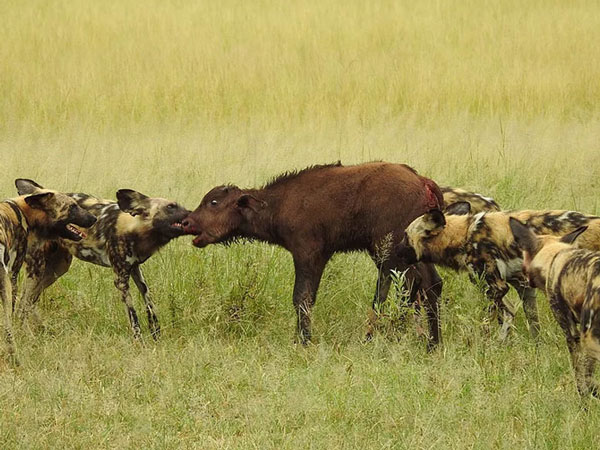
[1,179,96,363]
[400,202,600,339]
[440,186,501,213]
[16,182,189,340]
[182,162,445,347]
[510,218,600,398]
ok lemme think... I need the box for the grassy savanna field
[1,0,600,447]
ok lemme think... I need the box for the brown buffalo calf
[183,162,444,346]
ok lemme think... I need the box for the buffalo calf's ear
[24,192,54,210]
[117,189,149,216]
[509,218,540,256]
[16,178,45,195]
[236,194,266,212]
[445,201,471,216]
[561,226,588,244]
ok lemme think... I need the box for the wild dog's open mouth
[64,224,87,241]
[170,221,186,234]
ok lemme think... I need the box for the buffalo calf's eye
[211,200,218,206]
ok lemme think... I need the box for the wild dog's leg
[114,268,142,340]
[571,344,591,398]
[0,269,18,365]
[468,258,514,339]
[10,272,18,313]
[548,293,587,396]
[110,239,142,340]
[510,279,540,338]
[131,264,160,340]
[483,271,513,341]
[18,244,72,326]
[520,287,540,339]
[292,254,327,345]
[17,248,47,323]
[582,354,600,398]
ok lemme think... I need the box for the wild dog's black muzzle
[77,212,97,228]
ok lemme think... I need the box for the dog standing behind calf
[401,203,600,339]
[510,218,600,398]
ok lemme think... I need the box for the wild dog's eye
[167,203,176,210]
[210,200,218,206]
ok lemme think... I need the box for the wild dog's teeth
[67,224,87,239]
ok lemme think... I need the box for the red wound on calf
[424,181,442,209]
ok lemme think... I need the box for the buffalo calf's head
[182,185,266,248]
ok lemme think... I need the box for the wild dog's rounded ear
[236,194,267,212]
[445,201,471,216]
[16,178,44,195]
[24,192,54,210]
[116,189,149,216]
[426,208,446,227]
[509,218,540,255]
[561,226,588,245]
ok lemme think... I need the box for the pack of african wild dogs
[2,161,600,399]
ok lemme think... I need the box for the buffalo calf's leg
[417,263,442,350]
[292,256,326,345]
[366,258,398,340]
[132,264,160,340]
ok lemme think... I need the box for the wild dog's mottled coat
[1,179,96,363]
[403,206,600,338]
[510,219,600,398]
[18,189,189,340]
[440,186,501,213]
